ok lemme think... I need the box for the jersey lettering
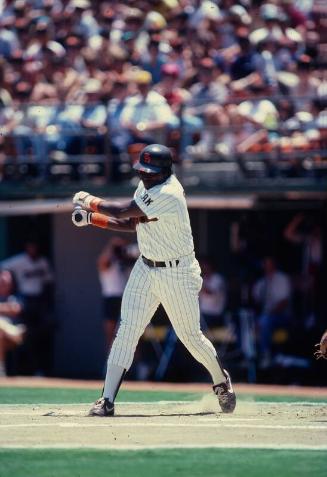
[141,192,153,206]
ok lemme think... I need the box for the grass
[0,449,326,477]
[0,387,326,405]
[0,387,201,404]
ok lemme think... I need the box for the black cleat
[88,398,115,417]
[213,370,236,413]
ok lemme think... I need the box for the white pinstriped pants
[108,255,225,384]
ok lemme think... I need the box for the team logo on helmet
[143,152,151,164]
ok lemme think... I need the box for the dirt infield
[1,399,327,450]
[1,378,327,451]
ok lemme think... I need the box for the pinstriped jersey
[133,175,194,261]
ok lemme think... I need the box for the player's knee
[114,321,143,346]
[178,329,203,346]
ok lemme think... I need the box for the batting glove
[73,191,98,209]
[72,207,92,227]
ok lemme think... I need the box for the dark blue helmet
[133,144,173,174]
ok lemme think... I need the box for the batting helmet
[133,144,173,174]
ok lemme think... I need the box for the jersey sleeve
[134,189,177,219]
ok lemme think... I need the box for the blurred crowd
[0,0,327,181]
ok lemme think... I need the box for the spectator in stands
[249,3,286,47]
[106,74,132,180]
[230,32,257,83]
[0,0,325,180]
[199,258,227,328]
[80,47,107,85]
[44,100,84,156]
[120,69,179,146]
[66,0,99,40]
[154,63,190,114]
[165,36,189,80]
[0,239,55,376]
[120,6,144,47]
[79,78,107,154]
[0,57,12,103]
[0,269,25,377]
[292,56,321,113]
[252,256,292,368]
[0,15,19,58]
[237,80,279,131]
[97,237,128,350]
[154,63,193,151]
[184,57,228,154]
[140,35,167,84]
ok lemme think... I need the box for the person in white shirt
[119,70,179,146]
[199,259,226,327]
[252,256,292,368]
[1,241,53,299]
[97,237,128,350]
[0,240,54,375]
[72,143,236,416]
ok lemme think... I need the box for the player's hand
[72,207,92,227]
[138,216,158,223]
[73,191,95,209]
[314,330,327,360]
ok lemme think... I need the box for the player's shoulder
[135,175,184,204]
[153,175,184,202]
[161,174,183,193]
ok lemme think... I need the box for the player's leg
[159,265,236,412]
[160,281,225,384]
[89,258,160,416]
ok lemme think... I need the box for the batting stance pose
[72,144,236,415]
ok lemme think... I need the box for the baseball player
[72,144,236,416]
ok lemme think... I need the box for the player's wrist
[90,213,110,229]
[88,196,102,212]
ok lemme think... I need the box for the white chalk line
[1,443,327,451]
[1,422,326,431]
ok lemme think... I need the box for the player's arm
[314,330,327,360]
[72,210,155,232]
[72,203,156,232]
[73,191,145,219]
[72,209,137,232]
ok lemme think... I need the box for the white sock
[103,363,126,402]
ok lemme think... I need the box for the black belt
[142,255,180,268]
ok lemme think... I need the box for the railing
[0,100,326,188]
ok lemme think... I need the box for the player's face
[137,170,164,189]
